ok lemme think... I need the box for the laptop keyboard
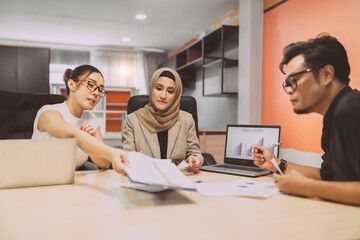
[214,164,265,172]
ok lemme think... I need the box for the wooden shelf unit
[159,25,239,96]
[105,90,131,133]
[50,84,136,135]
[203,25,239,96]
[188,41,202,62]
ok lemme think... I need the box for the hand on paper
[273,169,312,197]
[111,148,130,174]
[253,145,277,171]
[186,156,201,173]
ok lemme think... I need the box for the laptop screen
[224,125,281,166]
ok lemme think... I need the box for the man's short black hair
[280,34,350,84]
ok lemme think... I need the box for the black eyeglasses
[73,79,107,98]
[282,69,312,94]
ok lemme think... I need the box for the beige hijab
[135,67,183,133]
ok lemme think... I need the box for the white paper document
[177,160,195,175]
[123,152,195,190]
[195,178,280,198]
[119,182,168,192]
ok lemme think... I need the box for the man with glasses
[253,34,360,206]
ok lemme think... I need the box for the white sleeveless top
[31,102,100,168]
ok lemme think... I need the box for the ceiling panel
[0,0,239,52]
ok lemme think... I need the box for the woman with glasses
[122,67,203,173]
[32,64,129,173]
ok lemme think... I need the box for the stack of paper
[195,178,280,198]
[122,152,195,191]
[121,152,279,198]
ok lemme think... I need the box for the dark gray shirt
[321,86,360,181]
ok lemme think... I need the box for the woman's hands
[186,156,202,173]
[110,148,130,174]
[80,121,96,136]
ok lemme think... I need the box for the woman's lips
[88,98,95,105]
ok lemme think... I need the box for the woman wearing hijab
[122,67,203,172]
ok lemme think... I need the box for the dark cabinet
[159,25,239,95]
[203,25,238,95]
[0,45,50,93]
[0,46,18,91]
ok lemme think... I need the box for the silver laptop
[201,124,281,177]
[0,138,77,189]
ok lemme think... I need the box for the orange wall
[262,0,360,153]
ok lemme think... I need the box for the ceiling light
[121,37,131,43]
[136,14,147,20]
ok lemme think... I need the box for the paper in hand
[177,160,194,175]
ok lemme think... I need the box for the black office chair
[126,94,217,166]
[0,90,98,171]
[0,90,67,139]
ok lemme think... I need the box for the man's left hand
[273,169,313,197]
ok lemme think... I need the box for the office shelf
[177,57,203,72]
[188,40,202,62]
[51,84,136,134]
[203,58,222,68]
[106,103,128,107]
[176,50,187,68]
[203,25,239,96]
[159,25,239,95]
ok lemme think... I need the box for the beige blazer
[122,110,203,164]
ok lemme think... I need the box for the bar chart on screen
[237,138,277,156]
[226,126,280,160]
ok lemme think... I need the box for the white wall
[182,70,238,130]
[237,0,323,168]
[280,148,323,168]
[237,0,263,124]
[183,0,264,130]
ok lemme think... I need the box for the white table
[1,170,359,240]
